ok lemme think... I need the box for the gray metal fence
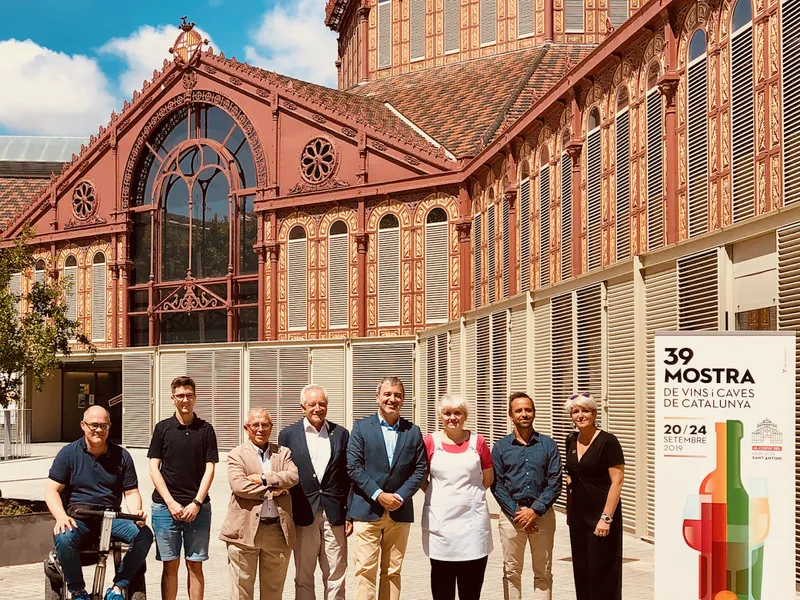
[0,408,31,460]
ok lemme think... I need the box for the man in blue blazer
[347,376,427,600]
[278,384,352,600]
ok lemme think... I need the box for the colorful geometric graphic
[682,420,770,600]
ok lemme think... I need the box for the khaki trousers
[498,508,556,600]
[352,512,411,600]
[294,509,348,600]
[226,523,291,600]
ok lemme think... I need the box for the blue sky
[0,0,338,136]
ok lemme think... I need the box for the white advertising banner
[654,331,796,600]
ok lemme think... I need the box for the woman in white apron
[422,394,494,600]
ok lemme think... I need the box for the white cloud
[100,24,213,97]
[245,0,338,88]
[0,39,115,136]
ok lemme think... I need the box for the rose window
[72,181,98,221]
[300,138,337,184]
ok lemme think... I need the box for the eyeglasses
[84,422,110,432]
[173,393,195,401]
[246,423,272,431]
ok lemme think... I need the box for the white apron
[421,431,493,561]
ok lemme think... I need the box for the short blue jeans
[151,501,212,562]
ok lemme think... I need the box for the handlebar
[72,508,143,521]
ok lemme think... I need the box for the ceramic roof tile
[0,177,48,232]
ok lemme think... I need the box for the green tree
[0,227,95,408]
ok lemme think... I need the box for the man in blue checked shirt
[346,376,427,600]
[492,391,562,600]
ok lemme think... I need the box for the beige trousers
[352,512,411,600]
[226,523,291,600]
[498,508,557,600]
[294,509,348,600]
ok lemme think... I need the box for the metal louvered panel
[518,0,534,37]
[187,349,214,423]
[776,223,800,577]
[418,337,428,433]
[378,0,392,69]
[426,337,437,434]
[476,315,491,443]
[449,328,462,395]
[551,293,574,509]
[587,127,602,270]
[249,346,279,429]
[444,0,460,52]
[288,238,307,330]
[329,234,348,329]
[491,310,509,444]
[502,198,511,298]
[576,284,603,429]
[9,272,21,316]
[122,352,153,448]
[783,0,800,205]
[607,279,636,531]
[488,205,496,303]
[688,55,709,238]
[437,333,448,403]
[520,177,531,291]
[565,0,584,32]
[351,343,414,422]
[731,23,755,223]
[159,352,187,422]
[561,153,572,279]
[64,266,78,322]
[465,320,477,430]
[310,346,346,426]
[91,261,106,342]
[616,110,631,261]
[278,346,310,432]
[645,265,677,537]
[474,213,483,308]
[410,0,425,61]
[509,308,527,395]
[677,249,719,330]
[34,268,45,285]
[214,348,243,451]
[540,165,551,287]
[426,222,449,322]
[533,303,553,435]
[378,227,400,326]
[647,89,664,251]
[480,0,496,44]
[609,0,627,27]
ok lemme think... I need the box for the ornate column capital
[657,72,680,107]
[355,232,369,254]
[503,186,518,208]
[455,220,472,243]
[565,140,583,165]
[266,242,280,263]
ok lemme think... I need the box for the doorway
[61,363,123,444]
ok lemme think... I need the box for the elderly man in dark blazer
[278,384,352,600]
[347,376,427,600]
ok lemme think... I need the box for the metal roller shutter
[646,89,664,250]
[465,320,477,431]
[565,0,584,32]
[122,352,153,448]
[328,233,349,329]
[278,346,310,432]
[645,265,677,537]
[509,308,528,396]
[444,0,460,52]
[616,108,631,261]
[418,337,428,433]
[518,0,534,37]
[427,336,437,433]
[249,346,279,430]
[351,342,414,422]
[64,265,78,322]
[186,349,214,426]
[561,152,572,279]
[426,221,449,322]
[91,258,106,342]
[449,328,462,396]
[288,237,307,330]
[488,205,496,303]
[310,346,346,427]
[609,0,627,27]
[491,310,509,444]
[474,213,483,308]
[783,0,800,204]
[607,278,637,531]
[378,226,400,326]
[551,292,574,508]
[533,303,553,435]
[503,198,511,298]
[677,249,719,331]
[9,272,21,317]
[587,126,602,270]
[213,348,243,450]
[519,177,531,291]
[688,48,709,238]
[34,266,45,285]
[159,352,187,421]
[540,164,551,287]
[576,284,603,428]
[378,0,392,69]
[476,315,491,442]
[480,0,496,45]
[410,0,425,61]
[731,18,755,223]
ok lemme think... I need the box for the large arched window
[473,200,483,309]
[34,259,46,285]
[378,213,400,326]
[587,107,602,270]
[487,189,496,304]
[561,130,572,280]
[425,208,448,322]
[519,162,531,291]
[128,102,259,345]
[539,146,551,287]
[784,0,800,204]
[288,226,307,331]
[616,87,631,261]
[502,188,511,298]
[646,62,664,250]
[688,29,709,238]
[328,220,349,330]
[731,0,754,222]
[92,252,107,342]
[64,255,78,325]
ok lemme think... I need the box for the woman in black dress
[564,393,625,600]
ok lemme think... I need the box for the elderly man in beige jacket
[220,408,299,600]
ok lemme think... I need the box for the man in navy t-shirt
[45,406,153,600]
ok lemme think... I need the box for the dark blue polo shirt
[49,438,138,510]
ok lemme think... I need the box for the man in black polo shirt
[45,405,153,600]
[148,376,218,600]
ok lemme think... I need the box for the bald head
[83,406,110,422]
[81,405,111,446]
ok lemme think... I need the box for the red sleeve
[477,435,492,470]
[424,434,435,463]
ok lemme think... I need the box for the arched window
[487,189,497,303]
[287,226,307,331]
[539,146,551,287]
[587,107,602,270]
[378,214,400,326]
[731,0,754,222]
[784,0,800,204]
[519,0,535,38]
[92,252,107,342]
[64,255,78,324]
[328,220,349,330]
[502,189,511,298]
[34,259,46,285]
[410,0,425,61]
[378,0,392,69]
[128,102,259,345]
[565,0,584,33]
[561,131,572,280]
[480,0,497,45]
[519,161,531,291]
[647,62,664,250]
[616,87,631,261]
[9,270,21,317]
[473,201,483,309]
[445,0,460,52]
[688,29,709,238]
[425,208,449,323]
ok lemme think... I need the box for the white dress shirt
[303,417,331,481]
[252,442,279,518]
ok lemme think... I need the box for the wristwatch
[261,474,267,487]
[600,513,613,524]
[192,499,202,508]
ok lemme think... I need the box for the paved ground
[0,443,657,599]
